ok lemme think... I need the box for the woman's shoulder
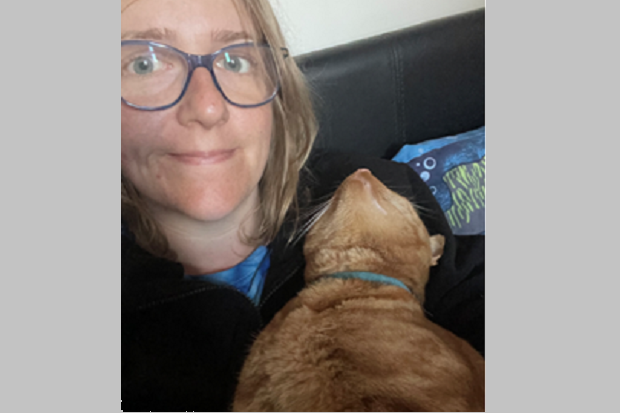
[305,150,424,197]
[306,150,408,179]
[303,150,448,230]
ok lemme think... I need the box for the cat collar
[327,272,413,294]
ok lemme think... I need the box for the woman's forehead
[121,0,258,49]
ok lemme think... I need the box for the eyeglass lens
[121,44,280,109]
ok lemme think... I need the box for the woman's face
[121,0,274,223]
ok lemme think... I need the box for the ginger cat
[233,169,485,412]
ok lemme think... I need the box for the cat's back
[235,279,485,412]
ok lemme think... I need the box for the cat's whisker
[399,197,444,216]
[410,203,435,215]
[297,202,331,238]
[298,198,334,220]
[291,198,333,245]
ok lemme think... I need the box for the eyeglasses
[121,41,289,111]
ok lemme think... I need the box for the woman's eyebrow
[120,28,253,45]
[211,29,253,44]
[121,28,177,41]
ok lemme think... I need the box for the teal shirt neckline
[184,246,271,306]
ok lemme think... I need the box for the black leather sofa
[296,8,485,159]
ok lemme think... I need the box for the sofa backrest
[295,9,485,159]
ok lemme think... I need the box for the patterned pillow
[393,127,486,235]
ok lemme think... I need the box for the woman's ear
[430,235,445,266]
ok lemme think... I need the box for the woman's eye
[129,55,163,75]
[218,53,252,74]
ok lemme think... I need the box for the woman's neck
[149,190,262,276]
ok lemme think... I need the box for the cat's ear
[430,235,445,266]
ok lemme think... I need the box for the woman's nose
[176,68,230,129]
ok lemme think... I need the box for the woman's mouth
[169,149,236,166]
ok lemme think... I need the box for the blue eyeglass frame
[121,40,290,111]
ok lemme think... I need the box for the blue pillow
[393,127,486,235]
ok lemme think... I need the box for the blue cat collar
[326,272,412,294]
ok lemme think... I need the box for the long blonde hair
[121,0,318,260]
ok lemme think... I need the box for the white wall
[270,0,485,56]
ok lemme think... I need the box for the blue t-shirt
[184,246,270,306]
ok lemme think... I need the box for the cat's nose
[351,169,373,180]
[350,169,374,189]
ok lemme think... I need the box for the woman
[121,0,484,411]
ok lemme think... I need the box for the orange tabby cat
[233,169,485,412]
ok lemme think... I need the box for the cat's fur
[233,169,485,412]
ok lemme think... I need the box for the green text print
[444,157,486,230]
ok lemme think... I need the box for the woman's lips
[169,149,236,166]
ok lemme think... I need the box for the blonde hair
[121,0,318,260]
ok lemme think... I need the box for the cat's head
[304,169,445,300]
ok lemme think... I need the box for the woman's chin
[169,201,240,223]
[168,190,258,224]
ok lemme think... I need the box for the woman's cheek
[122,107,168,158]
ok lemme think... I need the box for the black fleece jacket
[121,151,485,412]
